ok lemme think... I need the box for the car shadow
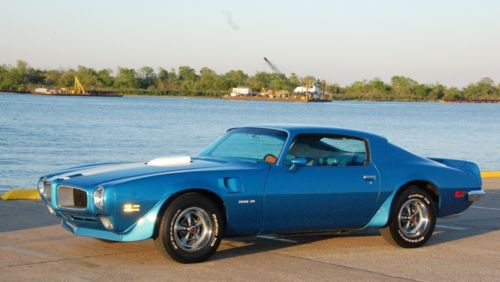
[212,214,500,261]
[0,200,59,233]
[428,219,500,246]
[212,230,380,261]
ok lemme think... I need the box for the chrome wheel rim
[398,198,429,238]
[173,207,213,252]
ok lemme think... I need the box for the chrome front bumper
[468,190,485,202]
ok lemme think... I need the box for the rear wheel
[154,193,224,263]
[380,187,436,248]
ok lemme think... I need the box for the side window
[285,134,368,167]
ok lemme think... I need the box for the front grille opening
[70,215,98,222]
[73,189,87,208]
[57,186,87,209]
[44,181,52,201]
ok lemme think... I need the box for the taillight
[454,190,465,198]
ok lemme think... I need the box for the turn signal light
[123,204,141,213]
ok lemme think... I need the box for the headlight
[37,178,45,195]
[93,186,105,210]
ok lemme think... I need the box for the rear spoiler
[429,158,482,182]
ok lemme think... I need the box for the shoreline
[2,91,500,103]
[124,95,500,103]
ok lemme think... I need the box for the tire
[154,193,224,263]
[380,187,436,248]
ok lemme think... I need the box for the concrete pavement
[1,179,499,281]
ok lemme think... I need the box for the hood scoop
[146,156,192,167]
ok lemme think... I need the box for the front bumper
[468,190,485,202]
[61,212,157,242]
[57,199,166,242]
[40,178,170,242]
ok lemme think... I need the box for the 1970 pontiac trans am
[38,125,484,263]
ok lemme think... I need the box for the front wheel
[380,187,436,248]
[154,193,224,263]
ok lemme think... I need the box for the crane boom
[74,76,86,94]
[263,57,283,74]
[264,57,302,83]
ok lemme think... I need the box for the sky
[1,0,499,87]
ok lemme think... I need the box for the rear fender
[363,179,440,229]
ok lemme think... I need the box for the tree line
[1,60,499,101]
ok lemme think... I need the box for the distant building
[230,87,253,97]
[34,87,50,94]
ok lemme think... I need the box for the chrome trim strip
[43,181,52,201]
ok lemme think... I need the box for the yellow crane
[73,76,86,94]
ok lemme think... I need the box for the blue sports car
[38,125,484,263]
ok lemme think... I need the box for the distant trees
[0,60,499,101]
[114,68,139,89]
[137,67,157,89]
[0,60,34,91]
[223,70,248,88]
[462,78,499,100]
[197,67,225,95]
[391,76,418,98]
[343,78,391,100]
[97,69,114,88]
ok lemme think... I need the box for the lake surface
[1,93,499,191]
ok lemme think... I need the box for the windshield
[199,128,287,164]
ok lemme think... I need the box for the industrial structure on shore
[226,57,331,103]
[31,76,122,97]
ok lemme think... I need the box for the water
[1,93,499,191]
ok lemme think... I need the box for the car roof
[230,124,388,142]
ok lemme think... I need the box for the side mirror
[289,157,307,171]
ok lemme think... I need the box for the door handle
[363,175,377,181]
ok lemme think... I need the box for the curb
[0,188,40,201]
[480,171,500,178]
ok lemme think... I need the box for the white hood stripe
[80,163,145,176]
[147,156,191,167]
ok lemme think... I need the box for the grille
[73,189,87,208]
[57,185,87,209]
[43,181,52,201]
